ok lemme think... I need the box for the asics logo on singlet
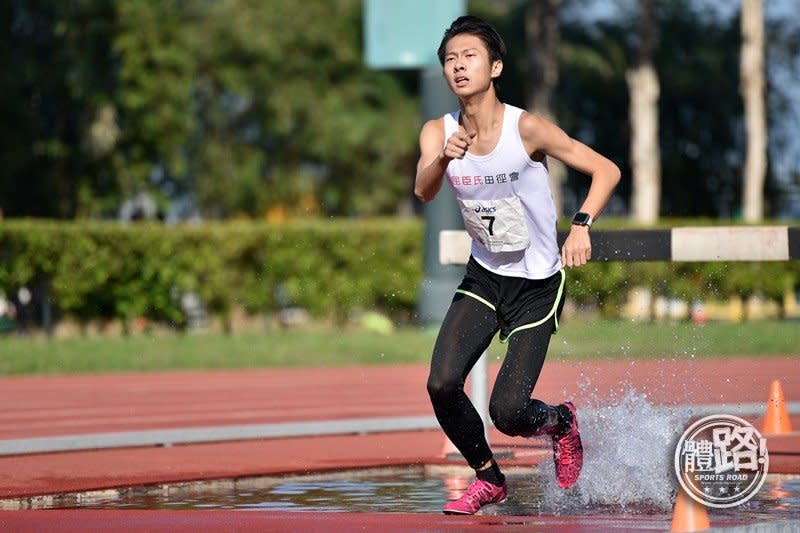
[473,206,497,214]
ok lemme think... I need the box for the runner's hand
[561,226,592,268]
[442,128,476,161]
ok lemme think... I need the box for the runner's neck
[458,95,504,138]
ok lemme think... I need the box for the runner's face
[442,34,501,96]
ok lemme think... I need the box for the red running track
[0,356,798,532]
[2,357,798,440]
[0,509,757,533]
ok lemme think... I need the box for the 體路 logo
[674,414,768,508]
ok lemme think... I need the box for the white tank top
[443,104,561,280]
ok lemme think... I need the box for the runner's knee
[490,396,558,437]
[488,395,528,436]
[426,371,463,406]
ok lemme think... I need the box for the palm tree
[740,0,767,222]
[627,0,661,225]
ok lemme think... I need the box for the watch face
[573,213,591,225]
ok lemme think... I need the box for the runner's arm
[414,119,449,203]
[520,113,621,267]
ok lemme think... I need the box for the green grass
[544,319,800,360]
[0,320,798,376]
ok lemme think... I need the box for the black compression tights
[426,293,562,469]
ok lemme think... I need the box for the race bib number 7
[457,196,530,253]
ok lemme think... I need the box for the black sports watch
[572,212,593,228]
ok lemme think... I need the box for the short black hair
[437,15,507,66]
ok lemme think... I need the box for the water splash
[540,388,691,512]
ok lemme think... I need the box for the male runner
[415,15,621,515]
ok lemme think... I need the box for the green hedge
[0,219,423,329]
[0,219,798,328]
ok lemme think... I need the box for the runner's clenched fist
[442,127,477,160]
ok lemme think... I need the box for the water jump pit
[4,467,799,531]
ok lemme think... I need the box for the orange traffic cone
[762,379,792,435]
[670,487,710,532]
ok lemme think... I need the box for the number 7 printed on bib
[457,196,530,253]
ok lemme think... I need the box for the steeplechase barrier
[439,226,800,438]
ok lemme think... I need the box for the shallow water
[56,467,800,525]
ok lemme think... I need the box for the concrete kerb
[2,402,797,457]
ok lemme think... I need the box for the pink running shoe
[552,401,583,489]
[442,478,507,515]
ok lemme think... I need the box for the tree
[657,1,743,217]
[0,1,419,219]
[110,0,421,219]
[0,0,119,218]
[525,0,566,216]
[627,0,661,225]
[740,0,767,222]
[556,4,630,216]
[113,1,197,212]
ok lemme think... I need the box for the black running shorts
[454,256,566,343]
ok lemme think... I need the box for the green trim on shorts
[498,269,566,344]
[455,289,497,311]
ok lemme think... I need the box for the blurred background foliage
[2,0,799,221]
[1,0,419,220]
[2,1,800,332]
